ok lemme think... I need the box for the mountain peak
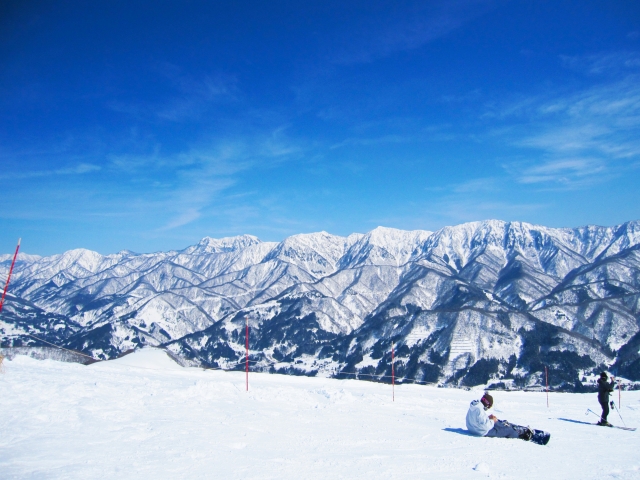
[185,235,262,254]
[366,226,432,242]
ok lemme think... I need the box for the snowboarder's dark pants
[484,420,524,439]
[599,397,610,423]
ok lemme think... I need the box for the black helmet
[600,372,608,378]
[481,392,493,409]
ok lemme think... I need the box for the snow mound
[96,347,183,370]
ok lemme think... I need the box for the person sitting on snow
[466,392,532,440]
[597,372,617,426]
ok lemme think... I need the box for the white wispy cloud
[451,177,500,193]
[107,65,238,123]
[560,52,640,76]
[485,55,640,189]
[158,208,202,231]
[330,0,494,65]
[514,158,608,186]
[424,177,499,194]
[2,120,306,237]
[329,134,413,150]
[0,163,101,180]
[137,130,305,231]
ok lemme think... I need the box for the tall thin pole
[619,380,621,409]
[545,366,549,408]
[391,341,395,402]
[0,238,21,314]
[245,316,249,392]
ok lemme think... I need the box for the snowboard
[504,421,551,445]
[529,429,551,445]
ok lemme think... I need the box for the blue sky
[1,1,640,255]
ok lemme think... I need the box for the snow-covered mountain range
[2,219,640,389]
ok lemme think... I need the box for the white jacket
[466,399,494,436]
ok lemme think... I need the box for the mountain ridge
[2,218,639,389]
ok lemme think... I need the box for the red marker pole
[0,238,21,314]
[245,316,249,392]
[545,366,549,408]
[391,341,395,402]
[619,381,621,409]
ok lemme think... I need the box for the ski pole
[586,409,601,420]
[611,401,626,427]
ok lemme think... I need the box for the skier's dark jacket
[597,377,615,403]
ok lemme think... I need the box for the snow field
[1,349,639,479]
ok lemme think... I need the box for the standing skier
[597,372,617,426]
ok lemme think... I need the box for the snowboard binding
[518,427,534,441]
[513,424,550,445]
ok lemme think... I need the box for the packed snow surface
[1,349,639,479]
[104,348,185,370]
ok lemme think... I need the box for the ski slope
[1,349,639,479]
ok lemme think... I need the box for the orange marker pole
[392,341,395,402]
[545,366,549,408]
[619,381,621,409]
[0,238,21,313]
[245,316,249,392]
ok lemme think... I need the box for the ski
[597,424,636,431]
[585,409,636,431]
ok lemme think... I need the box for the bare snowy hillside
[1,350,639,479]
